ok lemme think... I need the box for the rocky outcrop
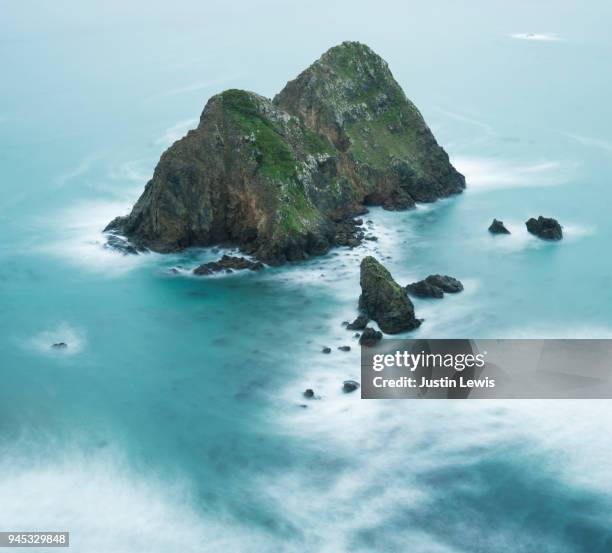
[274,42,465,207]
[359,256,421,333]
[106,42,464,264]
[526,216,563,240]
[406,274,463,298]
[193,255,264,275]
[489,219,510,234]
[342,380,360,393]
[347,313,368,330]
[359,327,383,347]
[405,280,444,298]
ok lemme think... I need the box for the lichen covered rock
[359,256,421,334]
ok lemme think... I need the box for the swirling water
[1,1,612,551]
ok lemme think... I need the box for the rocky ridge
[105,42,464,265]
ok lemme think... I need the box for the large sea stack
[106,42,465,265]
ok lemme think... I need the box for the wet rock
[338,345,351,352]
[342,380,360,393]
[426,274,463,293]
[104,234,141,255]
[359,256,421,333]
[526,216,563,240]
[194,255,264,276]
[489,219,510,234]
[347,313,368,330]
[359,327,383,347]
[303,389,315,399]
[322,347,332,354]
[51,342,67,349]
[407,274,463,297]
[406,280,444,299]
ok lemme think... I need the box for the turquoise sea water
[2,1,612,551]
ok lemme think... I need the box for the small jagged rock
[322,347,332,354]
[338,345,351,352]
[194,255,264,276]
[347,314,369,330]
[342,380,360,393]
[359,327,383,347]
[359,256,421,333]
[303,389,315,399]
[51,342,67,349]
[489,219,510,234]
[526,216,563,240]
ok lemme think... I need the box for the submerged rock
[105,42,464,265]
[359,256,421,333]
[342,380,360,393]
[51,342,67,349]
[488,219,511,234]
[338,345,351,352]
[322,346,332,354]
[526,216,563,240]
[303,389,315,399]
[359,327,383,347]
[193,255,264,276]
[104,234,142,255]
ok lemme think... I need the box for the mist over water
[2,1,612,551]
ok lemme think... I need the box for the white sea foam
[452,157,569,191]
[23,322,87,356]
[510,32,561,42]
[0,448,274,553]
[565,132,612,155]
[36,198,156,275]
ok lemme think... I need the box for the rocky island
[105,41,464,265]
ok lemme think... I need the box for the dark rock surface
[425,274,463,293]
[359,327,383,347]
[106,42,464,264]
[488,219,511,234]
[193,255,264,276]
[359,256,421,333]
[406,274,463,298]
[526,216,563,240]
[322,347,332,354]
[342,380,360,393]
[347,313,369,330]
[338,345,351,352]
[303,389,315,399]
[51,342,67,349]
[104,234,142,255]
[405,280,444,299]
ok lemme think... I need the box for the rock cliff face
[106,42,464,264]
